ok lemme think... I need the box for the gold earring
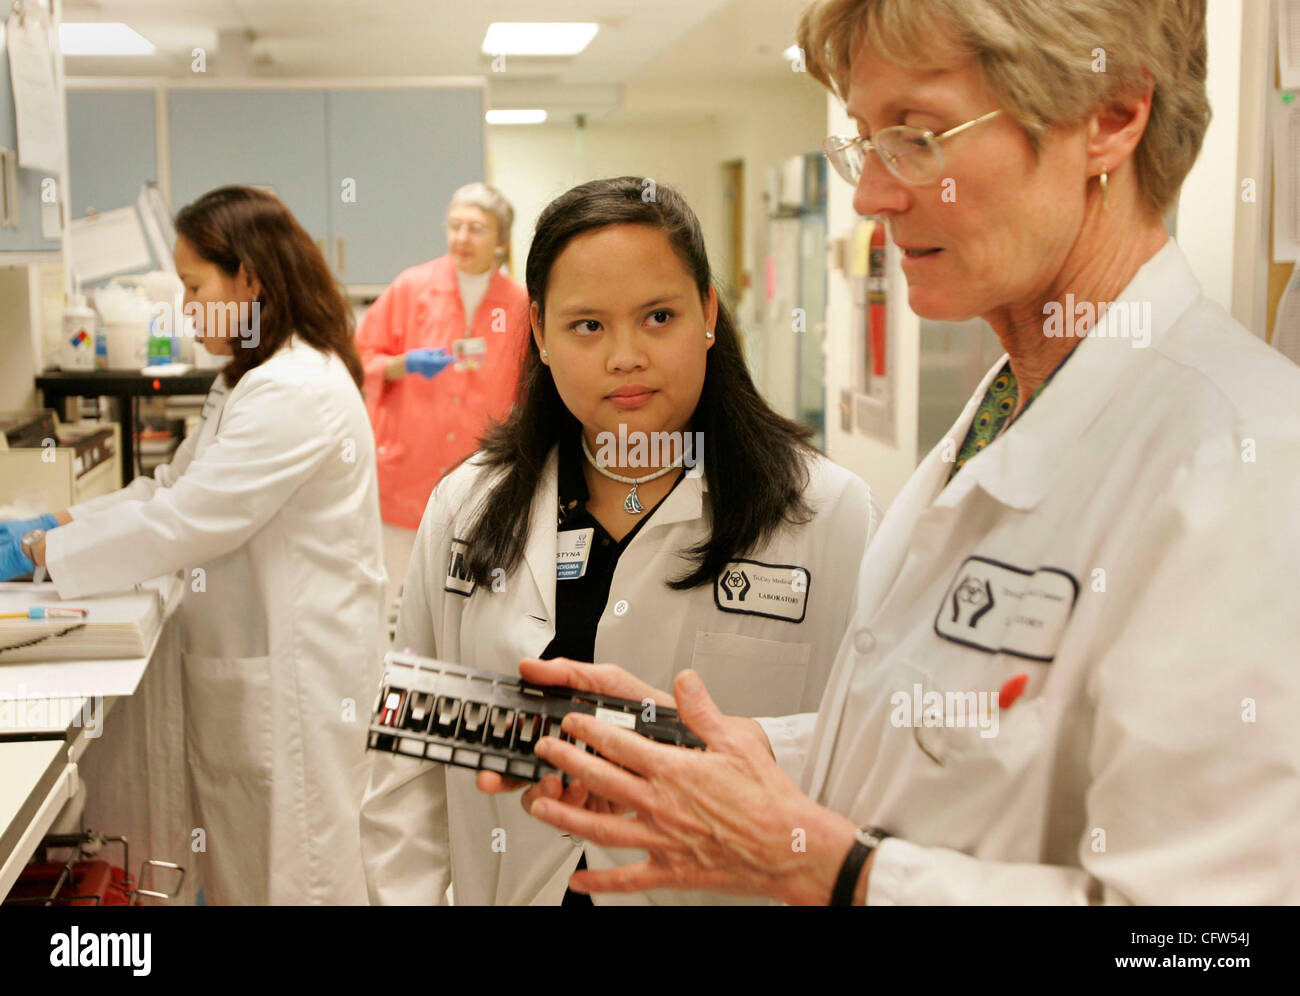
[1099,166,1108,210]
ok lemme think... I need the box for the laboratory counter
[35,369,218,487]
[0,577,196,904]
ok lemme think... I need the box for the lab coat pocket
[900,659,1046,772]
[181,651,275,781]
[689,632,811,716]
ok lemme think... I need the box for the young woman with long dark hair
[360,177,879,906]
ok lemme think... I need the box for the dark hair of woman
[464,176,816,590]
[174,185,364,390]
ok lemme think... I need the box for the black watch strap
[831,826,891,906]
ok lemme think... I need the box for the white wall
[486,75,828,315]
[698,80,829,289]
[487,118,725,282]
[1175,0,1246,323]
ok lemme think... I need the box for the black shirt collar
[556,432,590,524]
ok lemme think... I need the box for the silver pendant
[624,484,644,514]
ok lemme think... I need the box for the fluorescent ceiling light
[482,23,598,56]
[60,23,156,56]
[486,109,548,125]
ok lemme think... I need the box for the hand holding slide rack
[368,651,705,782]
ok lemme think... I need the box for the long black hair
[464,176,815,590]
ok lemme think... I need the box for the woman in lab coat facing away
[4,186,386,905]
[361,177,881,905]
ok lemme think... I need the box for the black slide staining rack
[368,651,705,782]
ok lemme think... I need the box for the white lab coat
[792,240,1300,904]
[361,446,879,905]
[46,338,386,905]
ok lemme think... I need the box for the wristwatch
[20,528,45,567]
[830,825,891,906]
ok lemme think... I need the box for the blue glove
[0,530,36,581]
[405,347,454,379]
[0,514,58,548]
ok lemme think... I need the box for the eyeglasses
[824,109,1002,187]
[447,220,488,237]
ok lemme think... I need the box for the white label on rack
[594,707,637,730]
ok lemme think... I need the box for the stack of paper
[0,582,169,663]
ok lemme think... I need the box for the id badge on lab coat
[556,528,594,580]
[452,336,487,372]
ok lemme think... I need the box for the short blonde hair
[797,0,1210,216]
[448,182,514,247]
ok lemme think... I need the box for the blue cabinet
[326,88,484,286]
[0,14,61,254]
[168,90,331,242]
[65,84,485,287]
[65,91,156,218]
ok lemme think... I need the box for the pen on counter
[0,607,89,620]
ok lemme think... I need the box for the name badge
[444,538,475,596]
[557,528,594,580]
[453,336,488,371]
[714,559,810,623]
[934,555,1078,662]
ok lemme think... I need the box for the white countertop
[0,740,74,900]
[0,575,184,901]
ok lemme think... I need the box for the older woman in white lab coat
[509,0,1300,905]
[3,186,385,905]
[359,177,879,905]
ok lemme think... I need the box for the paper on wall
[68,206,153,284]
[137,183,176,271]
[4,7,63,173]
[1272,97,1300,263]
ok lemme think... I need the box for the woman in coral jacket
[356,182,530,607]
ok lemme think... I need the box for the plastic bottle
[141,270,185,365]
[60,293,97,371]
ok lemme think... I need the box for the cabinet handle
[8,151,18,230]
[0,148,16,230]
[335,236,345,275]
